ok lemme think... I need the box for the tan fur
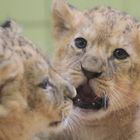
[44,0,140,140]
[0,20,76,140]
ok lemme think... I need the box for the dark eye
[113,48,129,60]
[38,79,48,89]
[74,37,87,49]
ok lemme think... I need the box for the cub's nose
[63,81,77,99]
[81,65,102,80]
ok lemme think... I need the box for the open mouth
[73,81,109,110]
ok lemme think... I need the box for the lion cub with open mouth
[0,20,76,140]
[47,0,140,140]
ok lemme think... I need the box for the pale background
[0,0,140,56]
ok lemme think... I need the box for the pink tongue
[76,82,97,103]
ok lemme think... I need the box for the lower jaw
[74,106,103,113]
[72,106,110,122]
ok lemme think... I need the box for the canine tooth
[77,99,80,102]
[103,96,109,109]
[92,103,95,105]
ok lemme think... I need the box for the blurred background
[0,0,140,56]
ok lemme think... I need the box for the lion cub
[48,0,140,140]
[0,20,76,140]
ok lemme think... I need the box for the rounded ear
[52,0,84,41]
[0,43,22,85]
[133,24,140,48]
[1,20,22,33]
[137,25,140,44]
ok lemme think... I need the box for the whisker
[114,85,137,104]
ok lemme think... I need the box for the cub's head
[0,20,76,129]
[52,0,140,120]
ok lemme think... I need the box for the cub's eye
[113,48,129,60]
[74,37,87,49]
[38,79,48,89]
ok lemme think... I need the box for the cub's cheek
[62,102,73,119]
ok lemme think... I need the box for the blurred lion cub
[0,20,76,140]
[47,0,140,140]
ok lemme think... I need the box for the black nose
[81,66,102,79]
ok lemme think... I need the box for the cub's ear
[1,20,22,33]
[0,44,21,85]
[134,25,140,47]
[52,0,84,41]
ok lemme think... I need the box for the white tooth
[103,95,109,109]
[92,103,95,105]
[77,99,80,102]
